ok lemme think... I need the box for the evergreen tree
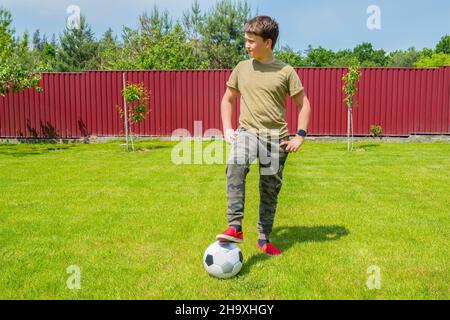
[182,0,204,42]
[140,5,173,41]
[32,29,45,52]
[200,0,253,69]
[182,0,208,68]
[50,33,58,47]
[57,15,99,71]
[98,28,120,70]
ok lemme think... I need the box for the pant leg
[257,136,289,240]
[226,129,258,227]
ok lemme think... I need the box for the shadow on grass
[339,143,380,152]
[120,143,173,153]
[0,141,172,157]
[356,144,380,149]
[135,144,172,151]
[0,144,73,157]
[239,225,350,276]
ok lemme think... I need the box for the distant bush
[370,125,383,139]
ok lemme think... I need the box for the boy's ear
[265,38,273,49]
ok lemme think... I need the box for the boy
[216,16,311,256]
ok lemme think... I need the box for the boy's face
[245,32,272,60]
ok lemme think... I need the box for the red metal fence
[0,67,449,138]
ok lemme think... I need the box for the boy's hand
[280,136,305,153]
[224,128,237,144]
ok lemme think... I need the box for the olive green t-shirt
[226,58,304,138]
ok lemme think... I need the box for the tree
[136,7,196,69]
[140,6,173,39]
[117,82,151,152]
[30,29,58,71]
[139,23,196,70]
[182,0,209,69]
[200,0,252,68]
[182,0,204,42]
[435,34,450,54]
[57,15,99,71]
[353,42,388,66]
[50,33,58,47]
[0,7,40,96]
[38,43,57,71]
[305,45,336,66]
[275,46,306,66]
[332,49,357,67]
[415,52,450,68]
[32,29,45,52]
[342,61,361,152]
[14,31,35,70]
[387,47,421,67]
[353,42,373,63]
[98,28,120,70]
[420,47,434,58]
[110,7,197,70]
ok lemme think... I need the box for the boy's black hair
[243,16,279,50]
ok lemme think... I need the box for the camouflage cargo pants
[226,127,289,240]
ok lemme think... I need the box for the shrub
[370,125,382,139]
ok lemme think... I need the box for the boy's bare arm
[221,87,240,144]
[280,91,312,153]
[292,91,311,133]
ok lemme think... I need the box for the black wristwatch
[296,129,307,137]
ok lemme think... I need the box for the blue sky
[1,0,449,53]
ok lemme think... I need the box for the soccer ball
[203,241,243,279]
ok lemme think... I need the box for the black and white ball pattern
[203,241,243,278]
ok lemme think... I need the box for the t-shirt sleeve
[287,68,304,97]
[226,63,240,91]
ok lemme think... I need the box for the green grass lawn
[0,140,448,299]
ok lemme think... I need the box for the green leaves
[370,125,383,138]
[117,82,151,151]
[275,46,307,67]
[305,45,336,67]
[118,82,151,124]
[435,34,450,54]
[387,47,421,67]
[414,52,450,68]
[0,7,41,96]
[342,61,361,107]
[353,42,388,67]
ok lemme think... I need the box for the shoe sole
[216,234,243,243]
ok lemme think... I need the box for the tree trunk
[122,72,129,150]
[347,104,353,152]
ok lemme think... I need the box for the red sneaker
[216,227,243,243]
[257,243,282,256]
